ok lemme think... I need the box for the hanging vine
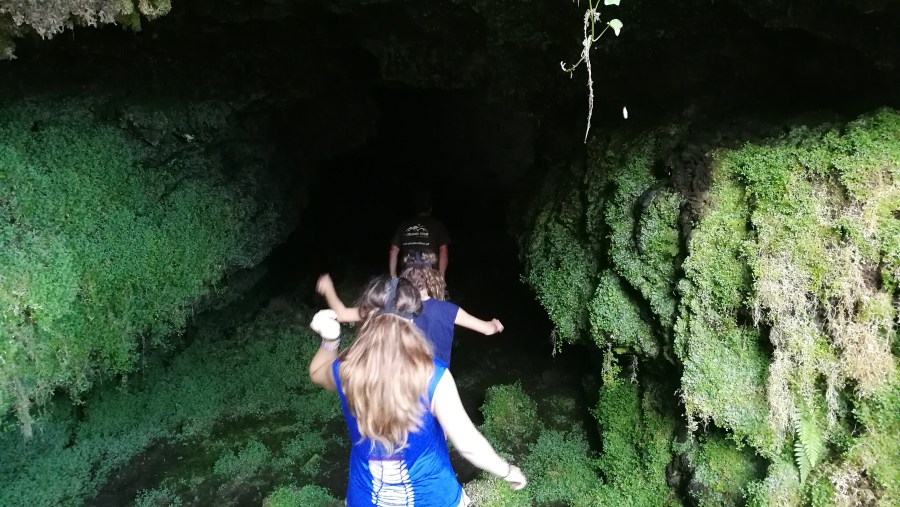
[560,0,624,142]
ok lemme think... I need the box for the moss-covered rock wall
[522,109,899,505]
[0,97,296,436]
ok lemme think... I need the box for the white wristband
[321,338,341,351]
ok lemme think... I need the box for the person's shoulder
[430,299,458,310]
[433,299,460,318]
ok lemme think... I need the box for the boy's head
[412,190,432,215]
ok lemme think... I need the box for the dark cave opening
[261,81,584,403]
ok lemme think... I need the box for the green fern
[793,405,825,484]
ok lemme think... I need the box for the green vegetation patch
[677,433,767,506]
[523,109,899,505]
[523,195,596,343]
[603,133,683,330]
[589,270,657,356]
[261,485,341,507]
[522,429,601,506]
[588,376,681,507]
[745,459,803,507]
[464,476,533,507]
[674,162,774,454]
[846,373,900,505]
[680,108,899,499]
[480,382,542,457]
[0,308,342,507]
[0,99,280,434]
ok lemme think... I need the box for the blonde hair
[339,277,434,455]
[401,251,446,301]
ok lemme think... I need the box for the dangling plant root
[560,0,624,142]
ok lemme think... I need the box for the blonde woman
[308,276,526,506]
[316,253,502,366]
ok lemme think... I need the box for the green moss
[745,460,803,507]
[464,476,533,507]
[212,439,271,477]
[829,110,900,201]
[134,485,183,507]
[524,205,596,342]
[522,429,601,506]
[0,308,341,507]
[278,433,330,477]
[806,473,836,507]
[589,270,657,356]
[522,108,900,504]
[262,485,341,507]
[677,163,753,317]
[678,434,766,506]
[0,99,280,431]
[523,129,685,348]
[674,163,774,454]
[603,134,683,330]
[848,373,900,505]
[480,382,542,457]
[589,376,680,507]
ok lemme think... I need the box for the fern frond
[793,404,825,484]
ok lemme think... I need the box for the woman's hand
[316,274,335,297]
[491,318,504,334]
[504,465,527,490]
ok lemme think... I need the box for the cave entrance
[264,86,601,481]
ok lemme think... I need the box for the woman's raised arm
[316,274,362,323]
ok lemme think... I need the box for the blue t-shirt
[333,358,462,507]
[413,299,460,365]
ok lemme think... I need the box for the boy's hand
[491,319,504,334]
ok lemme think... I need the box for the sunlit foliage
[522,108,900,504]
[0,99,279,435]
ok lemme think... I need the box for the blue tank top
[413,299,460,365]
[333,358,462,507]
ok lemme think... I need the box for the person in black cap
[389,192,449,278]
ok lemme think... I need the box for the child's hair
[400,251,446,301]
[355,275,422,320]
[339,276,434,455]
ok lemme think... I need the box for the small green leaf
[608,19,623,36]
[604,0,621,5]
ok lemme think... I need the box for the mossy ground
[0,303,348,507]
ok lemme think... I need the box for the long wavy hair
[339,276,434,455]
[400,251,446,301]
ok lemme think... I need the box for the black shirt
[391,215,450,259]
